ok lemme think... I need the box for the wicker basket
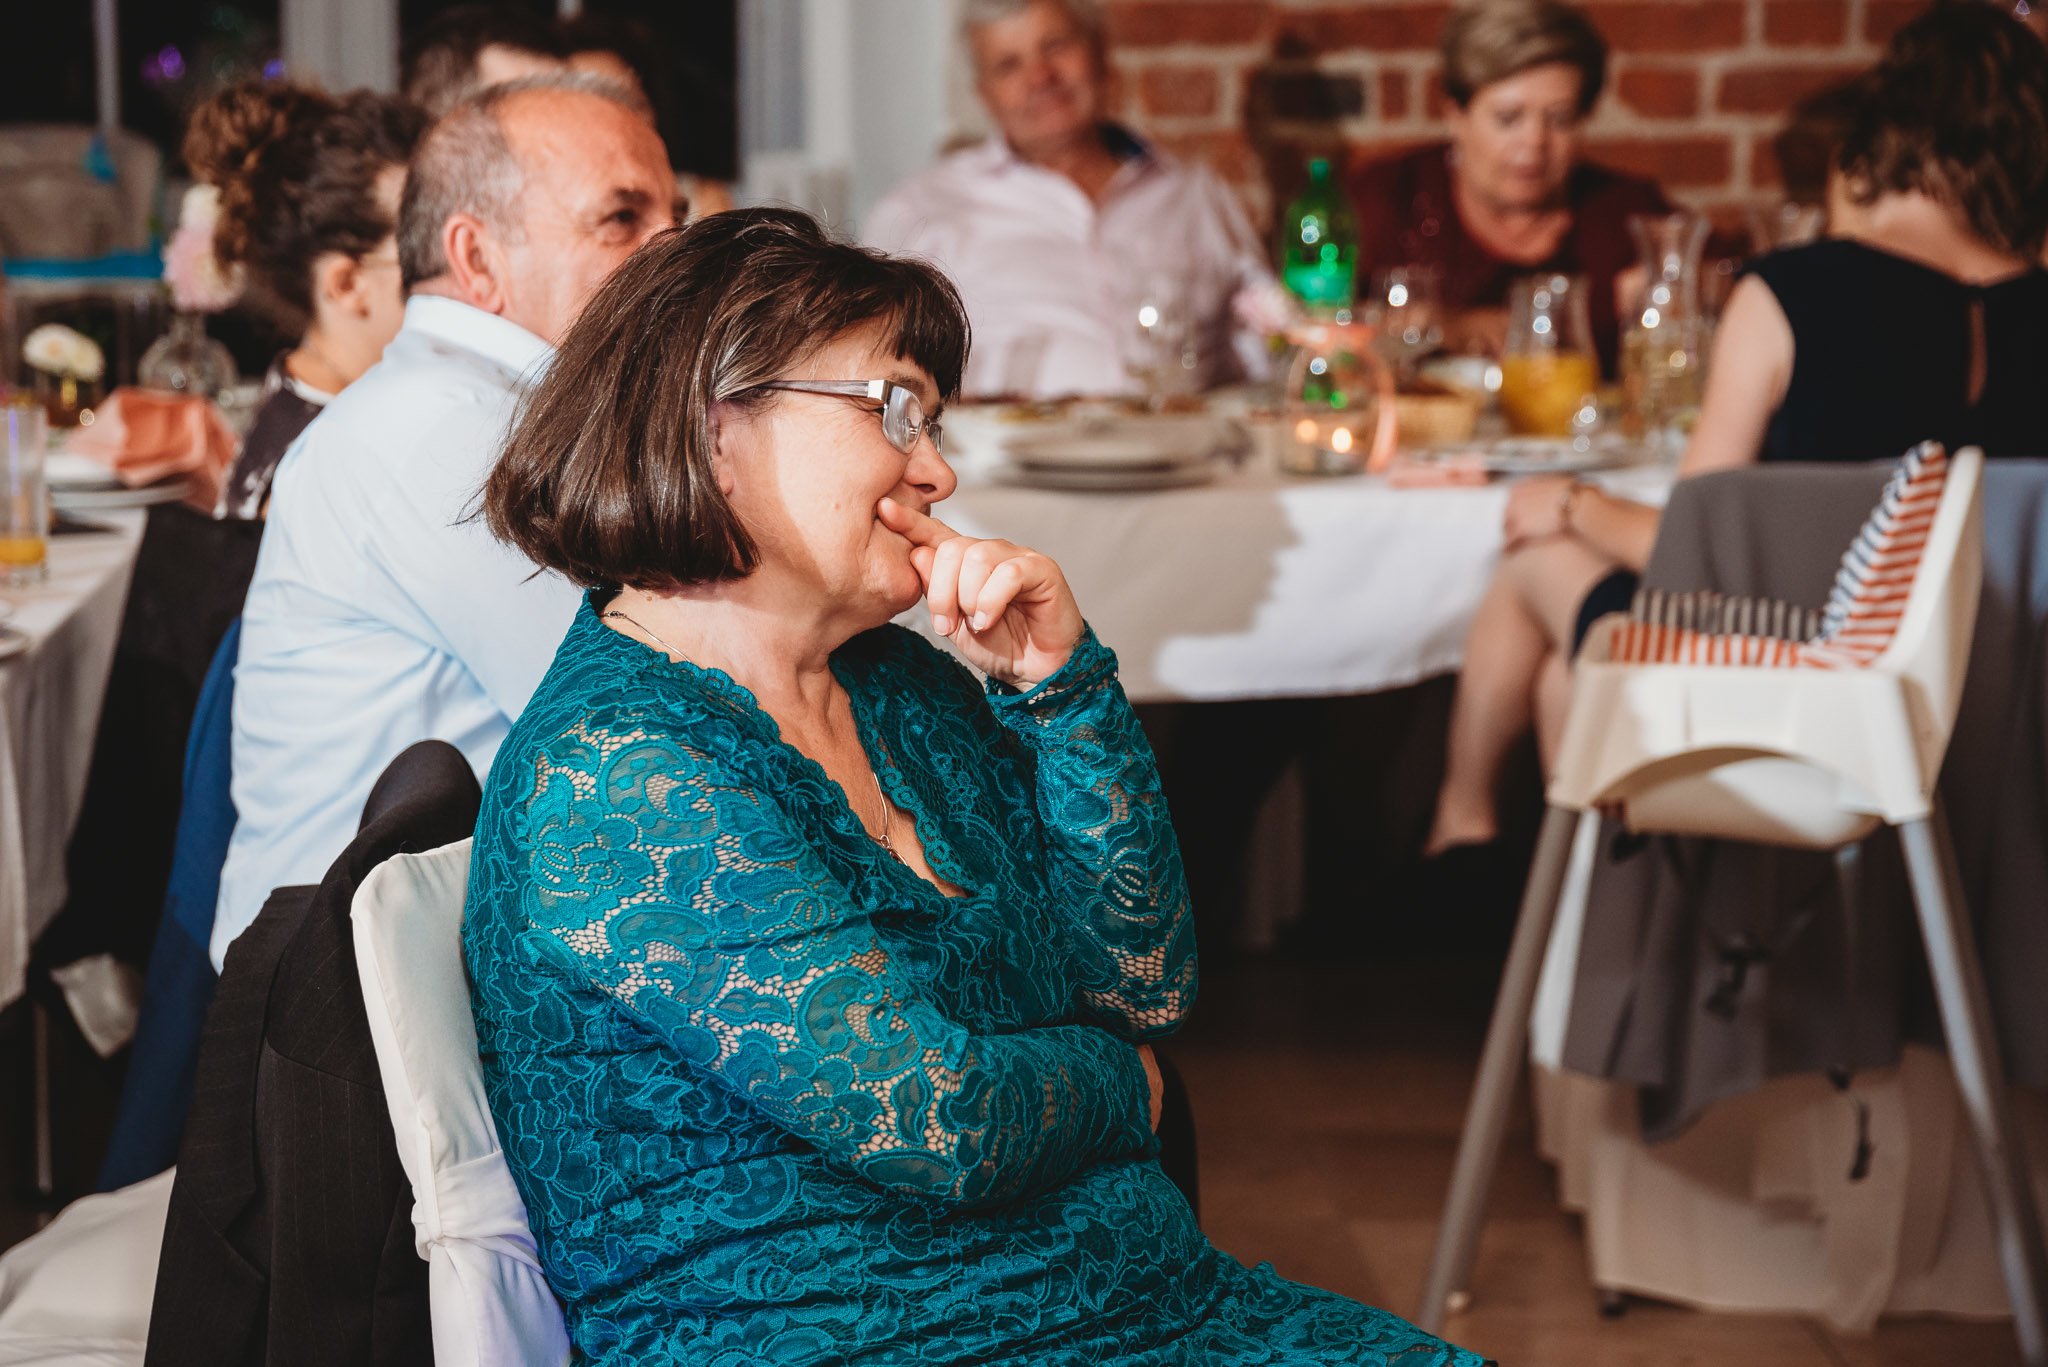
[1391,387,1483,447]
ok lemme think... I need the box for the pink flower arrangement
[163,185,244,313]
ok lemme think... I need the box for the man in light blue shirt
[213,74,677,965]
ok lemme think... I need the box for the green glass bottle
[1278,158,1357,311]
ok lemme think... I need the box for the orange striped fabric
[1600,443,1949,671]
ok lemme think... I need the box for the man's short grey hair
[397,71,647,290]
[960,0,1105,42]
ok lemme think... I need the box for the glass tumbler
[1,395,49,587]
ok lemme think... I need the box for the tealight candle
[1283,415,1366,476]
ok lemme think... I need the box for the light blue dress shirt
[212,296,580,967]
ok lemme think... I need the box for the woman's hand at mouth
[877,495,1084,689]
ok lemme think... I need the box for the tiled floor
[1169,956,2025,1367]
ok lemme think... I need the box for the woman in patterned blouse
[466,206,1486,1367]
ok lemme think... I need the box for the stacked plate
[45,450,192,510]
[997,414,1228,492]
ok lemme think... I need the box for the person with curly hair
[181,80,424,517]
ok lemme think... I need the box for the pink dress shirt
[864,129,1275,399]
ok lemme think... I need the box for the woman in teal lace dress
[465,207,1487,1366]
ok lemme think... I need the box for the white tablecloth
[0,512,144,1010]
[920,461,1673,704]
[923,466,1511,703]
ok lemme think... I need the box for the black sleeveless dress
[1571,238,2048,649]
[1744,238,2048,462]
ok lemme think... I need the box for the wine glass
[1118,277,1198,408]
[1364,265,1443,380]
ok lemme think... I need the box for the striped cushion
[1601,442,1948,670]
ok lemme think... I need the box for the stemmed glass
[1364,266,1443,380]
[1118,277,1198,408]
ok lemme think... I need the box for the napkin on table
[64,386,240,511]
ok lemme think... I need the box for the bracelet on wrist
[1558,480,1587,535]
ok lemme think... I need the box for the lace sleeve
[516,716,1155,1210]
[986,628,1197,1039]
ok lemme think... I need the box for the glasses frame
[755,379,942,455]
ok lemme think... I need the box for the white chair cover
[0,1168,171,1367]
[351,839,570,1367]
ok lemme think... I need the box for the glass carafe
[1621,211,1710,449]
[139,311,238,399]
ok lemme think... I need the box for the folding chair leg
[1417,803,1583,1334]
[1897,812,2048,1367]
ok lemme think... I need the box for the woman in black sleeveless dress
[1423,3,2048,863]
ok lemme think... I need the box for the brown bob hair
[1837,2,2048,258]
[482,207,970,593]
[1439,0,1609,117]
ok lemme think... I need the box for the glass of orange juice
[2,395,50,587]
[1499,274,1599,438]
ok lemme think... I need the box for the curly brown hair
[183,82,426,335]
[1838,2,2048,257]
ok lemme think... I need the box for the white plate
[1007,416,1226,471]
[994,460,1220,492]
[44,451,123,491]
[1408,436,1639,475]
[0,625,27,661]
[52,478,193,510]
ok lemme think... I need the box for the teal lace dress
[466,596,1485,1366]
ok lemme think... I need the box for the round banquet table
[0,511,145,1010]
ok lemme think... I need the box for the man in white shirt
[863,0,1276,400]
[212,74,676,966]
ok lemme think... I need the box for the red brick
[1763,0,1849,45]
[1750,132,1783,188]
[1382,69,1412,120]
[1614,67,1699,118]
[1582,2,1746,52]
[1137,65,1221,117]
[1717,62,1863,113]
[1424,70,1449,117]
[1105,2,1270,48]
[1275,5,1452,52]
[1582,135,1733,188]
[1863,0,1923,44]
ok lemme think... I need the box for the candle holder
[1279,319,1396,476]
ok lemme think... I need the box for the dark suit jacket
[144,742,482,1367]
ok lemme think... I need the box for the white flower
[23,324,106,381]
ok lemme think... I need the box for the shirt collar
[399,294,554,384]
[980,122,1159,175]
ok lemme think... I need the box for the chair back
[1869,445,1984,783]
[0,125,161,255]
[352,838,571,1367]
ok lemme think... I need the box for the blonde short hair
[1440,0,1608,116]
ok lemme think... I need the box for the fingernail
[971,612,989,631]
[932,613,953,634]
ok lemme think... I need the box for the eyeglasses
[755,379,942,455]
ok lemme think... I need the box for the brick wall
[1101,0,1922,234]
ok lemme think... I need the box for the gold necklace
[601,606,897,857]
